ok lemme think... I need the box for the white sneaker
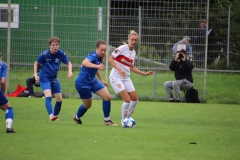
[50,115,58,121]
[28,95,35,98]
[121,120,124,127]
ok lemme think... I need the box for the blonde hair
[128,30,138,38]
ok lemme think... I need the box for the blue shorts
[40,78,62,94]
[75,79,105,99]
[0,90,8,106]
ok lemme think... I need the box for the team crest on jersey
[115,49,120,54]
[117,84,122,89]
[55,58,59,63]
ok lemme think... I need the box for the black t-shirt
[169,59,194,83]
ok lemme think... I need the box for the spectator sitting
[164,49,194,102]
[26,64,44,98]
[172,36,193,61]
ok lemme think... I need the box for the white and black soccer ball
[122,117,136,128]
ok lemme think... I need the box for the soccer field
[0,98,239,160]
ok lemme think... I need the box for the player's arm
[1,63,8,93]
[108,55,125,78]
[67,61,73,78]
[96,70,108,87]
[82,59,104,69]
[130,65,154,76]
[34,61,40,81]
[1,78,6,93]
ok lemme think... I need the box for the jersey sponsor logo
[117,84,122,89]
[114,49,120,54]
[55,58,59,63]
[114,55,133,67]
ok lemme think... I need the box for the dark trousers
[26,77,36,96]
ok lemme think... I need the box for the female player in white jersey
[109,30,153,126]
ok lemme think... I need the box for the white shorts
[110,76,135,94]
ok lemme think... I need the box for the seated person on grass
[26,64,44,98]
[164,49,194,102]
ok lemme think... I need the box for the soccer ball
[122,117,136,128]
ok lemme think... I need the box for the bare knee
[103,94,111,101]
[0,102,11,111]
[54,93,62,102]
[82,99,92,109]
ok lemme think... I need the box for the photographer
[26,64,44,98]
[164,49,194,102]
[172,36,193,61]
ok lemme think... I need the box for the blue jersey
[0,61,8,79]
[37,49,70,82]
[77,51,102,84]
[0,61,8,91]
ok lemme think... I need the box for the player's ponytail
[128,30,138,38]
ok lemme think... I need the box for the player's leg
[110,77,130,123]
[0,90,15,133]
[40,81,55,120]
[124,79,138,118]
[94,81,117,126]
[73,84,92,124]
[51,78,62,119]
[26,77,35,97]
[164,81,174,101]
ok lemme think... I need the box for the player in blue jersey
[0,59,15,133]
[34,37,73,121]
[73,39,117,126]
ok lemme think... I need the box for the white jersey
[109,44,136,79]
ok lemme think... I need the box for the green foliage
[212,0,240,58]
[0,99,239,160]
[139,45,159,59]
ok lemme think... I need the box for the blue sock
[76,104,87,118]
[102,100,111,118]
[45,97,53,115]
[5,107,14,120]
[53,101,62,116]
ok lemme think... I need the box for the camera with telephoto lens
[177,49,186,60]
[35,81,40,87]
[178,53,184,59]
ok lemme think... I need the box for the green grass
[8,69,240,104]
[0,98,239,160]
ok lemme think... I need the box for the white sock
[49,114,53,118]
[6,118,13,128]
[121,102,130,121]
[104,117,110,121]
[127,101,138,118]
